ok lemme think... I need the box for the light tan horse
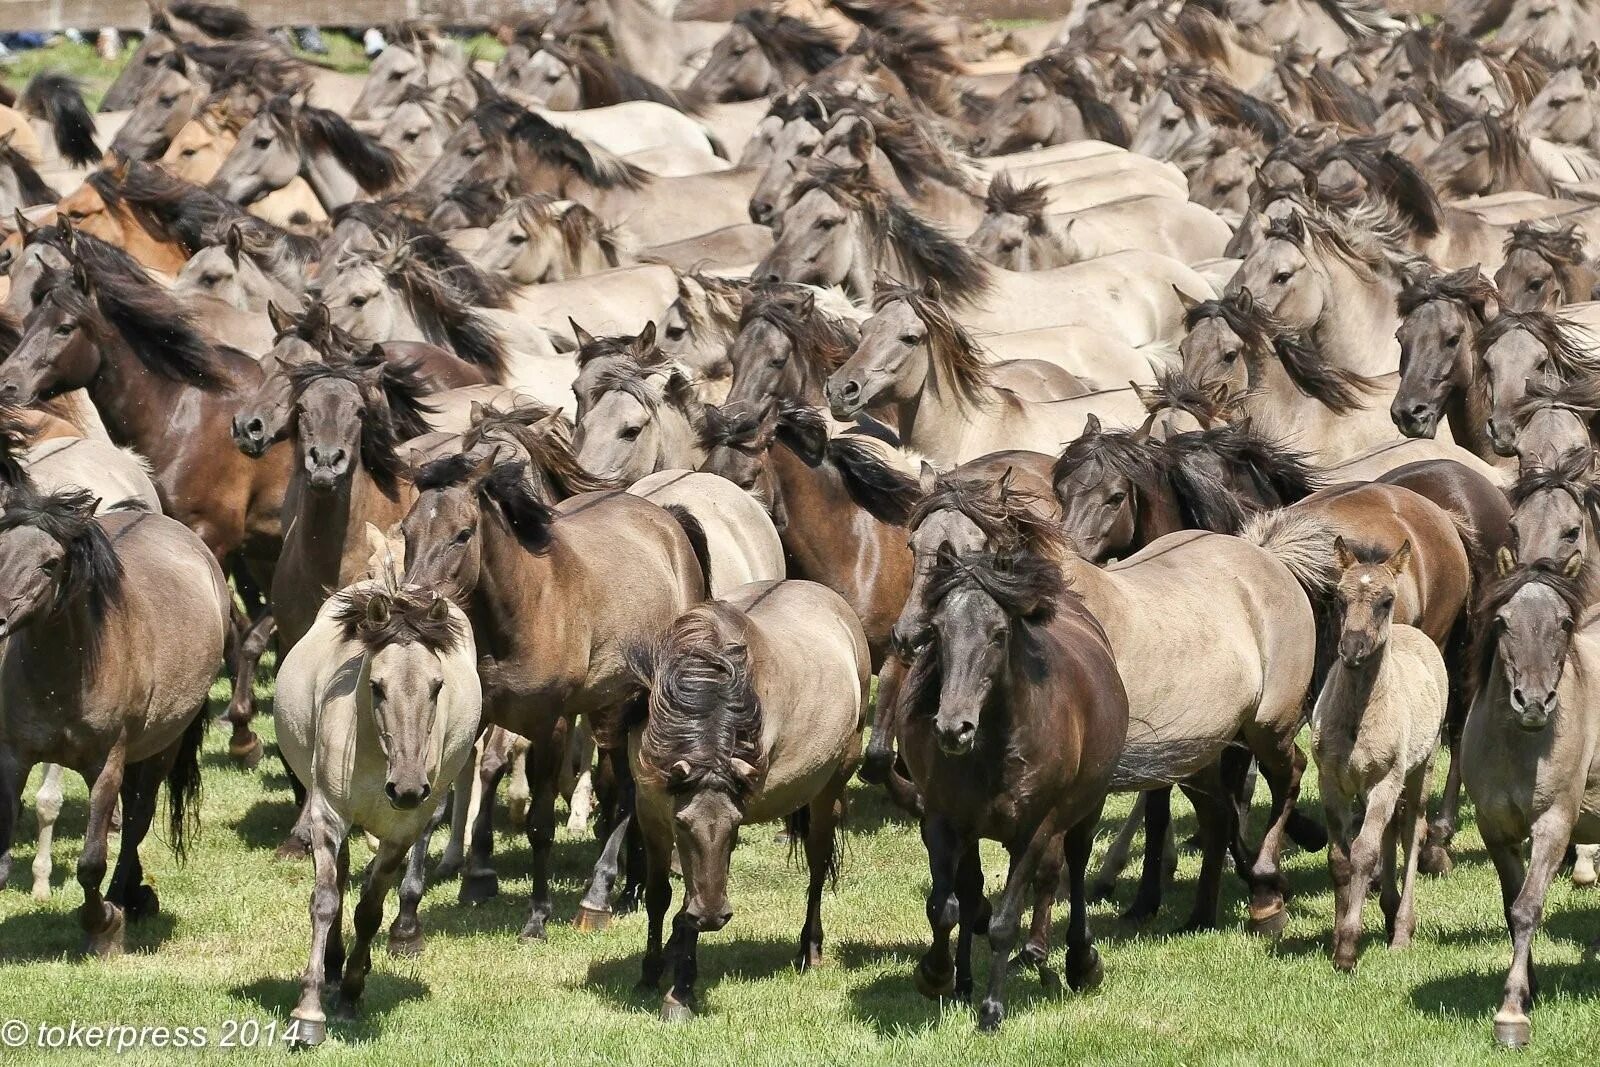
[627,469,786,598]
[1312,539,1448,972]
[631,581,869,1020]
[275,580,482,1046]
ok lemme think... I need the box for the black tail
[21,72,101,168]
[783,804,843,889]
[165,709,206,862]
[664,503,713,598]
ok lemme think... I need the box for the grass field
[1,671,1597,1066]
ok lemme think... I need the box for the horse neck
[470,515,570,689]
[302,143,364,211]
[1314,642,1388,746]
[1134,477,1187,546]
[1245,346,1344,449]
[114,209,190,275]
[80,336,199,457]
[285,458,414,591]
[8,599,105,699]
[659,405,709,471]
[388,288,439,345]
[888,346,981,463]
[1310,258,1401,377]
[607,0,681,84]
[1288,1,1353,56]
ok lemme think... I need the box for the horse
[1425,111,1564,199]
[1494,222,1597,311]
[1251,48,1380,131]
[1512,376,1600,470]
[722,283,864,415]
[687,8,846,102]
[967,172,1231,269]
[209,92,406,212]
[1393,265,1510,465]
[546,0,728,87]
[893,472,1318,933]
[1226,0,1401,58]
[474,195,631,286]
[400,455,705,934]
[0,227,292,764]
[1128,67,1288,164]
[1374,85,1477,165]
[899,541,1127,1031]
[825,283,1124,466]
[574,353,708,483]
[1312,538,1448,971]
[374,82,469,176]
[350,31,475,121]
[1463,559,1600,1047]
[276,580,481,1046]
[630,581,868,1021]
[0,488,228,955]
[502,39,706,116]
[1477,307,1600,456]
[1524,51,1600,152]
[969,54,1132,156]
[756,162,1213,343]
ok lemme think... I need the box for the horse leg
[337,838,408,1019]
[388,789,451,957]
[434,752,477,880]
[577,739,640,926]
[1573,844,1600,888]
[914,815,962,999]
[223,607,273,769]
[953,844,984,1001]
[1089,793,1145,904]
[660,910,703,1021]
[1490,814,1570,1048]
[1241,725,1307,936]
[1062,809,1106,994]
[1017,831,1066,988]
[507,735,532,830]
[1389,762,1428,949]
[1122,787,1171,922]
[105,758,163,922]
[566,723,597,834]
[0,750,22,891]
[796,768,850,971]
[78,742,127,957]
[288,800,350,1047]
[457,738,510,906]
[1323,799,1354,968]
[519,716,566,942]
[977,818,1063,1032]
[30,763,63,901]
[859,657,904,786]
[637,811,675,993]
[1422,624,1469,875]
[1177,772,1232,933]
[1332,777,1400,973]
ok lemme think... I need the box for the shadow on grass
[0,908,177,962]
[844,946,1083,1036]
[1432,904,1600,949]
[582,935,806,1015]
[231,973,429,1045]
[1406,961,1600,1019]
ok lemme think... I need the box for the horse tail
[1241,508,1337,601]
[165,709,207,863]
[664,503,713,598]
[783,804,842,889]
[700,124,730,161]
[20,71,100,168]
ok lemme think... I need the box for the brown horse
[899,541,1128,1030]
[1393,265,1505,464]
[1494,222,1597,312]
[0,489,229,954]
[400,456,705,937]
[0,227,291,764]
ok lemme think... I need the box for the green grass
[2,670,1597,1066]
[0,40,134,111]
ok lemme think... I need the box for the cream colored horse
[276,580,482,1046]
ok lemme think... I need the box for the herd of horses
[0,0,1598,1049]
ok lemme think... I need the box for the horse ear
[568,317,596,349]
[366,593,392,626]
[1235,287,1256,315]
[71,258,93,297]
[1496,545,1516,577]
[12,208,34,239]
[634,320,657,356]
[668,759,693,785]
[1082,412,1102,437]
[1333,536,1356,571]
[1129,380,1153,409]
[1132,411,1158,444]
[0,129,13,152]
[934,539,959,570]
[428,594,450,622]
[1171,283,1200,312]
[306,300,331,339]
[923,277,944,304]
[1386,538,1412,575]
[728,757,760,786]
[224,222,244,263]
[266,300,294,334]
[469,400,487,425]
[1283,212,1306,242]
[793,289,815,318]
[918,459,939,496]
[362,521,405,579]
[1565,552,1585,579]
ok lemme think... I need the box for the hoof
[84,903,126,959]
[458,871,499,906]
[1039,966,1064,997]
[1332,954,1357,974]
[912,960,955,1000]
[1119,901,1158,924]
[31,882,50,903]
[288,1016,326,1048]
[574,905,612,932]
[229,734,263,769]
[387,927,424,958]
[977,999,1005,1033]
[972,898,993,937]
[794,946,824,972]
[124,883,160,923]
[274,836,312,862]
[433,855,462,881]
[1420,844,1454,877]
[1493,1016,1531,1049]
[565,815,588,835]
[660,995,695,1023]
[1066,948,1103,993]
[1249,906,1289,937]
[519,918,548,943]
[1087,881,1116,905]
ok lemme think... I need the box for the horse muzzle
[232,414,270,457]
[936,719,977,756]
[384,779,432,811]
[824,378,866,421]
[1391,399,1438,440]
[1510,689,1555,732]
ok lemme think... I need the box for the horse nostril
[749,200,772,224]
[757,270,781,284]
[1513,687,1524,705]
[246,417,264,437]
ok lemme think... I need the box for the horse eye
[53,323,74,337]
[253,137,272,150]
[620,426,643,441]
[1563,526,1580,541]
[1529,278,1545,290]
[402,131,420,143]
[370,681,386,702]
[1105,491,1126,506]
[816,218,841,231]
[464,146,484,159]
[1400,124,1419,135]
[1018,94,1040,105]
[1214,180,1238,194]
[508,234,528,245]
[1551,97,1568,109]
[1445,334,1461,348]
[158,94,178,107]
[664,325,686,341]
[180,146,198,158]
[546,73,562,84]
[389,71,406,81]
[1223,349,1240,364]
[1160,116,1180,129]
[899,334,920,346]
[40,557,58,574]
[1273,270,1293,284]
[453,528,472,545]
[999,239,1021,253]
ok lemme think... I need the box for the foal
[1313,538,1448,972]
